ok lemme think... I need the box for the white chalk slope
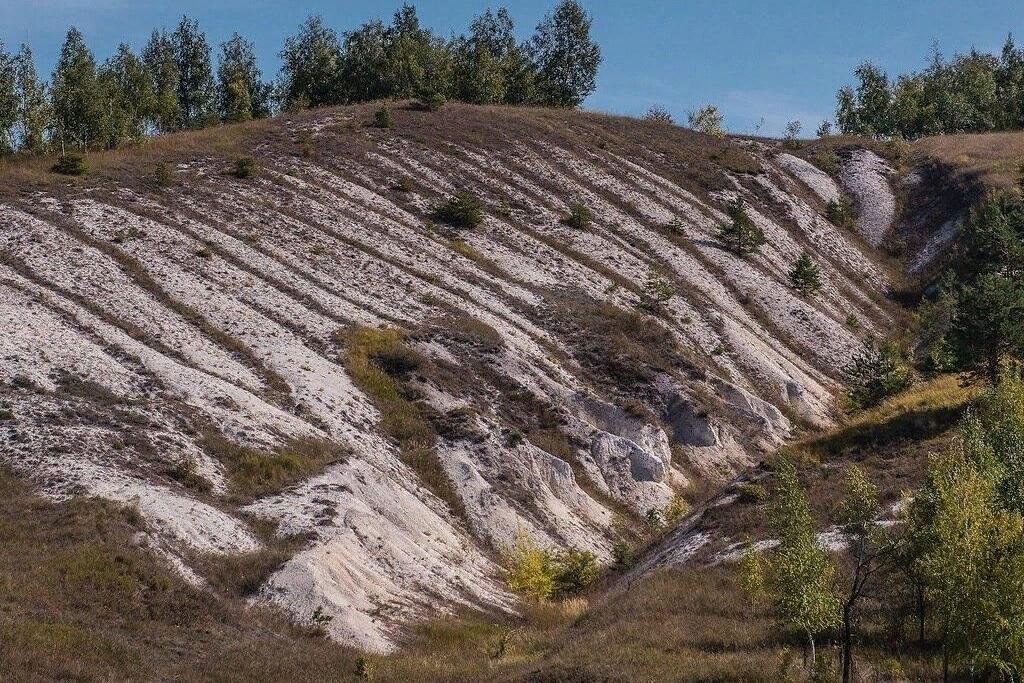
[0,107,897,651]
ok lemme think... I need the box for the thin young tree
[743,460,840,669]
[142,30,181,133]
[14,45,49,154]
[530,0,601,107]
[0,42,18,154]
[172,16,217,129]
[837,465,901,683]
[217,33,271,122]
[51,27,101,151]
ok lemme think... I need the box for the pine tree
[172,16,217,129]
[842,338,912,409]
[51,28,101,151]
[0,43,17,155]
[717,198,765,256]
[142,30,181,133]
[217,33,271,122]
[279,15,345,109]
[949,272,1024,383]
[14,45,49,154]
[788,251,822,296]
[530,0,601,107]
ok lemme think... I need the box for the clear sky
[2,0,1021,136]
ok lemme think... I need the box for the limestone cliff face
[0,104,903,650]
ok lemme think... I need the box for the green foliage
[836,39,1024,137]
[687,104,725,138]
[0,43,19,155]
[414,85,446,111]
[97,44,156,148]
[912,391,1024,678]
[825,196,856,229]
[217,33,271,122]
[432,190,484,229]
[51,28,101,150]
[153,161,173,187]
[788,251,822,297]
[762,460,841,665]
[232,156,257,179]
[373,106,393,128]
[504,533,599,602]
[52,153,87,176]
[736,483,767,504]
[782,120,802,147]
[717,198,765,256]
[172,16,217,129]
[563,202,592,230]
[530,0,601,107]
[922,191,1024,382]
[842,338,912,410]
[142,29,182,133]
[815,120,833,137]
[278,16,344,110]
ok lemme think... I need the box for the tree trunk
[917,582,926,644]
[808,631,816,671]
[842,601,854,683]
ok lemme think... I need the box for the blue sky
[2,0,1021,135]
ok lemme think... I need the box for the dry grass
[0,466,363,682]
[913,130,1024,189]
[202,431,348,502]
[341,325,464,517]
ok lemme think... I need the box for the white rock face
[840,149,897,247]
[0,109,897,651]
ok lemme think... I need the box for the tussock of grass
[342,326,464,517]
[202,432,348,501]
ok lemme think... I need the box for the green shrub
[815,149,840,176]
[154,161,174,187]
[52,153,87,176]
[552,549,599,598]
[431,191,485,229]
[373,106,393,128]
[663,494,690,524]
[826,196,856,230]
[505,534,599,601]
[788,251,822,297]
[233,156,257,179]
[687,104,725,138]
[643,105,673,124]
[842,339,912,410]
[415,87,446,112]
[736,482,767,504]
[717,198,765,256]
[563,203,593,230]
[611,539,635,570]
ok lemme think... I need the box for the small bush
[611,539,635,570]
[663,494,690,524]
[563,203,593,230]
[373,106,393,128]
[393,176,413,193]
[154,161,174,187]
[788,251,822,297]
[552,549,599,598]
[736,482,767,504]
[826,196,856,230]
[52,153,87,176]
[717,198,765,256]
[431,191,485,229]
[842,339,913,410]
[300,133,314,159]
[233,156,257,179]
[505,532,556,601]
[815,149,840,176]
[167,456,212,494]
[415,87,446,112]
[643,105,673,124]
[687,104,726,138]
[782,120,802,149]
